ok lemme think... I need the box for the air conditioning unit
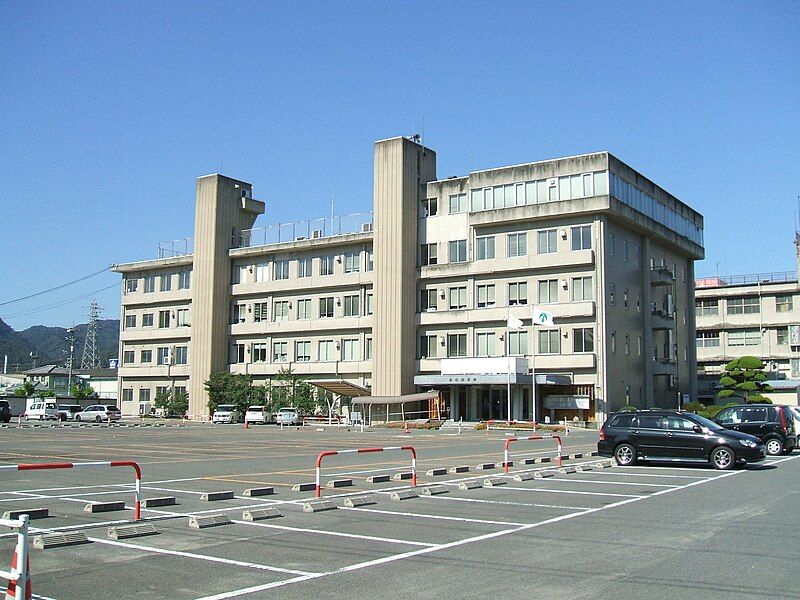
[361,223,374,233]
[547,178,557,187]
[311,229,323,239]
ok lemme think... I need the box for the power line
[0,283,118,320]
[0,266,111,307]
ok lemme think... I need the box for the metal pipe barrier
[503,435,563,473]
[0,461,142,521]
[0,514,29,600]
[315,446,417,498]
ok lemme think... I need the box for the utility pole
[81,300,102,370]
[66,327,76,392]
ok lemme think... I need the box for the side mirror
[692,425,703,434]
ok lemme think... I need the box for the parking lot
[0,422,797,599]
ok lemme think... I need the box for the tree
[37,390,55,399]
[270,368,319,414]
[205,372,253,414]
[13,381,37,400]
[717,356,773,403]
[71,384,95,400]
[155,390,189,417]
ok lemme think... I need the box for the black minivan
[713,404,796,456]
[598,410,766,470]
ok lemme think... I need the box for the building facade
[112,137,704,422]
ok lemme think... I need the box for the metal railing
[157,238,193,259]
[238,212,373,249]
[695,271,797,288]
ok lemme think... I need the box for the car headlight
[738,439,757,448]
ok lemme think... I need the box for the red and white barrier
[1,513,30,600]
[315,446,417,498]
[503,435,563,473]
[0,461,142,521]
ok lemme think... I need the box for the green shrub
[681,402,706,413]
[698,405,726,419]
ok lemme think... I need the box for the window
[727,297,760,315]
[272,341,288,362]
[449,286,467,310]
[622,240,629,262]
[537,229,557,254]
[142,313,153,327]
[695,299,719,316]
[297,258,312,278]
[609,283,615,305]
[538,279,558,304]
[344,295,360,317]
[143,275,155,293]
[318,340,335,361]
[634,244,641,266]
[122,389,134,403]
[421,289,437,311]
[637,336,642,355]
[728,329,761,346]
[624,288,629,309]
[178,271,191,290]
[254,262,269,282]
[123,350,135,364]
[537,329,560,354]
[344,252,361,273]
[476,332,496,357]
[509,331,528,355]
[320,256,335,276]
[297,299,311,320]
[124,314,136,329]
[252,343,268,362]
[140,349,152,363]
[158,310,170,329]
[625,334,631,355]
[273,300,289,322]
[274,260,289,280]
[342,339,360,361]
[295,341,311,362]
[476,284,495,308]
[253,302,269,323]
[366,250,374,271]
[365,338,373,360]
[696,331,720,348]
[792,358,800,378]
[421,197,438,217]
[609,234,615,256]
[420,335,437,359]
[637,292,642,312]
[508,282,528,306]
[366,293,374,315]
[231,304,245,324]
[176,308,190,327]
[156,347,170,365]
[777,327,789,345]
[611,331,617,353]
[319,297,334,318]
[449,193,467,214]
[573,328,594,353]
[637,415,664,429]
[507,233,527,257]
[476,236,495,260]
[449,240,467,263]
[420,243,437,266]
[139,389,150,403]
[571,276,593,301]
[230,266,245,285]
[125,278,138,293]
[174,346,188,365]
[159,274,172,292]
[777,294,794,313]
[447,333,467,357]
[571,225,591,250]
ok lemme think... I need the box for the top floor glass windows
[469,171,608,213]
[727,297,760,315]
[449,193,467,214]
[344,251,361,273]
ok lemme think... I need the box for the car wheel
[765,438,783,456]
[614,443,637,466]
[75,415,81,422]
[96,416,102,423]
[711,446,735,470]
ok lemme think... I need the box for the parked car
[75,404,121,423]
[712,404,797,456]
[244,406,271,425]
[0,400,10,423]
[57,404,83,421]
[276,407,301,426]
[26,401,59,421]
[790,407,800,439]
[598,409,765,470]
[212,404,240,424]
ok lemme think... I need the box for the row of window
[420,328,595,358]
[232,293,374,324]
[232,251,374,285]
[697,326,800,348]
[420,277,594,312]
[121,385,188,404]
[124,308,190,329]
[125,271,191,294]
[231,338,373,363]
[696,294,794,317]
[122,346,188,366]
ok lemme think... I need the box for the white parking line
[339,506,526,527]
[500,486,643,498]
[533,477,677,488]
[420,495,588,511]
[573,470,705,479]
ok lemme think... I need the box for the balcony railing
[238,212,374,249]
[695,271,797,288]
[157,238,193,259]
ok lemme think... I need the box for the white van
[26,401,59,421]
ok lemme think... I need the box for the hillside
[0,318,119,371]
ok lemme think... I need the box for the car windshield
[684,412,723,431]
[791,407,800,420]
[217,405,234,411]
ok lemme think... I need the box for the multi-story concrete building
[112,136,704,423]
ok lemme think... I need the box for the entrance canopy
[310,380,371,398]
[351,391,439,406]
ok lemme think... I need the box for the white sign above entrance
[544,395,590,410]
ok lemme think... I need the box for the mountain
[0,318,119,372]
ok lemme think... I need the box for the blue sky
[1,1,798,330]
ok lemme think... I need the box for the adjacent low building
[112,136,704,423]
